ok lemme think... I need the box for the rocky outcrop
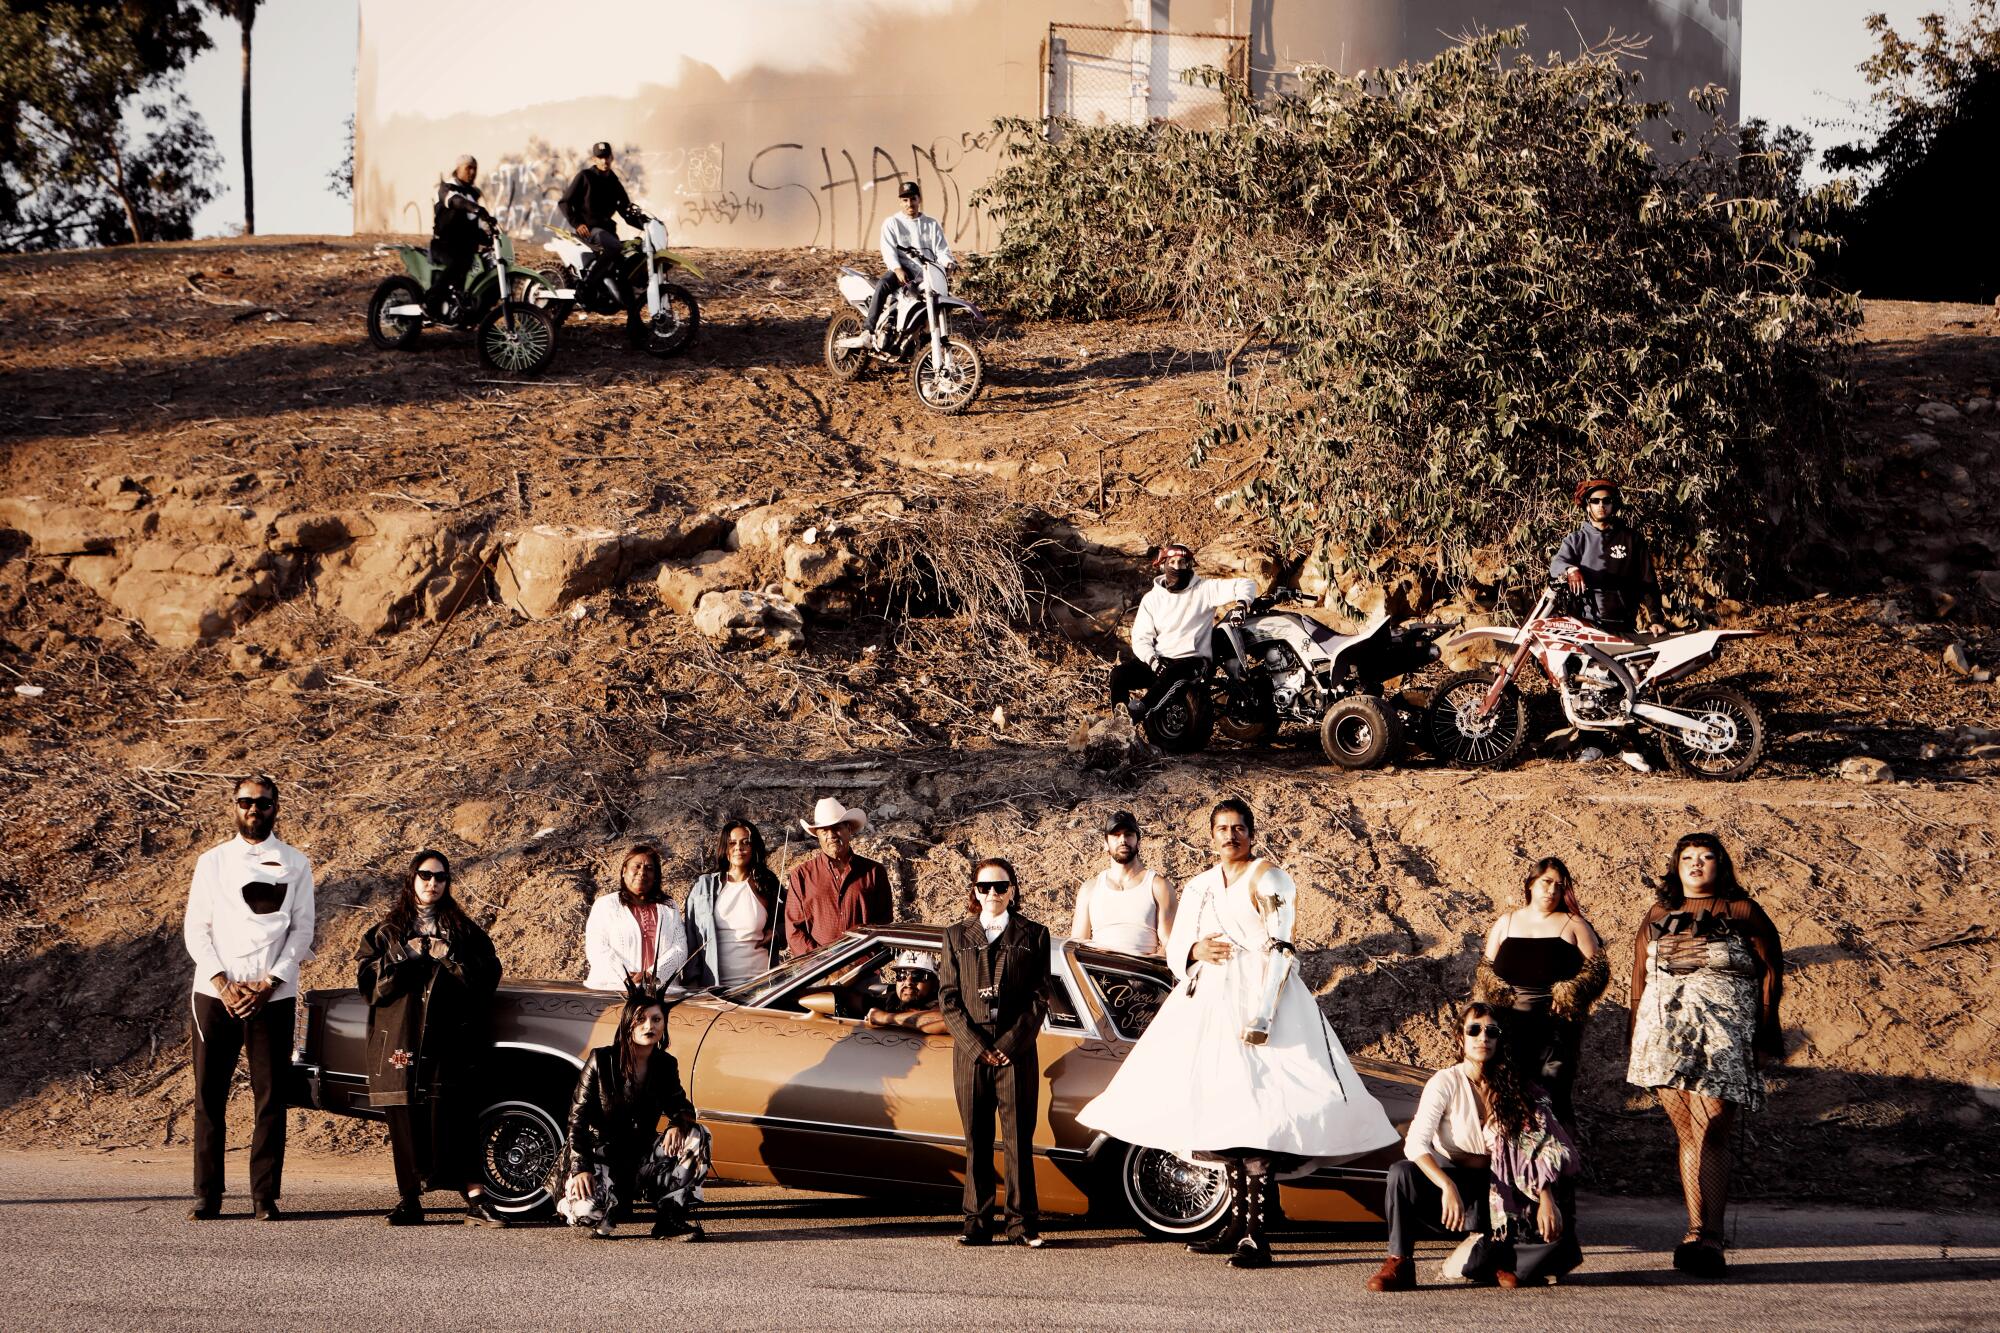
[65,539,290,648]
[495,512,728,619]
[690,587,806,651]
[315,511,489,636]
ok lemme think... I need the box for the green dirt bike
[366,222,560,376]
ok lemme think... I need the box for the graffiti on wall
[410,127,1011,251]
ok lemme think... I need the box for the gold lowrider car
[290,924,1428,1235]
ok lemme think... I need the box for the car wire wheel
[1120,1142,1228,1238]
[474,1098,564,1215]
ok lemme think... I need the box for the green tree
[0,0,216,249]
[1824,2,2000,301]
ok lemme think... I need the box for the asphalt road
[1,1150,1995,1331]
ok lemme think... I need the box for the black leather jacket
[561,1044,696,1179]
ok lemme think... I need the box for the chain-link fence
[1044,24,1247,138]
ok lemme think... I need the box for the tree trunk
[240,7,255,236]
[111,150,144,244]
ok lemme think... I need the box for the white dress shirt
[1403,1065,1494,1164]
[183,834,317,1002]
[584,893,689,992]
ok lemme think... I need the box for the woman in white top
[1364,1002,1575,1292]
[584,845,689,991]
[1069,813,1175,955]
[683,820,785,990]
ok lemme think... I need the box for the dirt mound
[0,239,1996,1206]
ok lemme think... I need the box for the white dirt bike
[533,216,701,357]
[823,244,984,414]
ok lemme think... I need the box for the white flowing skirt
[1079,954,1398,1171]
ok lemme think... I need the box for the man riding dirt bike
[562,143,650,316]
[427,154,492,319]
[866,182,951,349]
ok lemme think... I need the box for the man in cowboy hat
[783,797,892,958]
[865,949,948,1034]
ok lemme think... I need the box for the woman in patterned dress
[1627,832,1784,1278]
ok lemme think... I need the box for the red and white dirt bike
[1424,580,1767,780]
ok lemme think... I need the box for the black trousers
[577,225,626,305]
[384,1090,471,1199]
[191,992,294,1205]
[1385,1158,1491,1258]
[954,1050,1039,1232]
[1108,653,1209,707]
[426,238,473,302]
[863,269,910,335]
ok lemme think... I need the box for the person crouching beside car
[555,982,710,1241]
[356,849,506,1227]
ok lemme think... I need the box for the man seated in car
[865,950,948,1035]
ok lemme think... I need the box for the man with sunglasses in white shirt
[182,774,316,1222]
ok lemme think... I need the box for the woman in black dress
[1473,857,1608,1129]
[356,849,505,1226]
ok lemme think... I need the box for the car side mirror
[799,990,839,1019]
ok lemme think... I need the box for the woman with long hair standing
[682,819,785,990]
[584,844,689,991]
[1364,1002,1579,1292]
[1627,832,1784,1278]
[1473,857,1607,1129]
[554,983,710,1240]
[356,850,505,1226]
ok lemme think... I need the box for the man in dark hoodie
[1548,479,1663,637]
[560,141,648,310]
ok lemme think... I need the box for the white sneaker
[1618,749,1653,773]
[1576,746,1606,763]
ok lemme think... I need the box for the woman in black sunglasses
[1364,1002,1579,1292]
[356,849,504,1227]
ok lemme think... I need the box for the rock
[623,510,729,564]
[781,535,867,618]
[495,525,624,619]
[0,496,151,554]
[101,541,287,647]
[1977,571,2000,604]
[1069,523,1156,582]
[1839,756,1895,784]
[1965,396,1992,415]
[449,799,509,847]
[1887,431,1942,460]
[729,501,813,556]
[691,588,805,651]
[1198,533,1282,595]
[272,511,359,553]
[1070,710,1156,771]
[656,549,752,616]
[318,512,488,635]
[1945,642,1975,676]
[1915,400,1962,423]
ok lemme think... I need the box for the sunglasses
[415,869,451,883]
[974,883,1014,895]
[235,796,275,811]
[893,969,929,981]
[1463,1023,1502,1038]
[1587,496,1616,506]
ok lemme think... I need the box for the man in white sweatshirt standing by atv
[865,181,953,350]
[1110,543,1257,722]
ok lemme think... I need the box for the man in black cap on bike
[561,141,648,310]
[865,180,953,350]
[428,154,495,320]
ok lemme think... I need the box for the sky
[177,0,1952,238]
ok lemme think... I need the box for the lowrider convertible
[289,924,1428,1235]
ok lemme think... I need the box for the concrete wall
[353,0,1739,251]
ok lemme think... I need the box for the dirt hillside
[0,237,1995,1207]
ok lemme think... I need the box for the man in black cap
[864,179,953,349]
[1069,810,1175,956]
[560,141,648,309]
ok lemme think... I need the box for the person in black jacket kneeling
[357,850,504,1227]
[939,858,1052,1248]
[555,981,710,1240]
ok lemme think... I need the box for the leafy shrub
[971,29,1859,609]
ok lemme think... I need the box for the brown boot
[1365,1255,1416,1291]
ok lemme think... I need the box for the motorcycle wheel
[518,268,571,327]
[1320,695,1399,769]
[1658,684,1766,781]
[1424,668,1530,768]
[633,283,700,357]
[911,334,984,415]
[366,276,425,350]
[476,301,557,377]
[1141,686,1213,754]
[823,309,871,382]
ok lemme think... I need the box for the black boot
[386,1194,424,1226]
[650,1201,703,1242]
[1228,1173,1273,1269]
[1187,1161,1245,1255]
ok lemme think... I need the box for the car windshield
[714,950,838,1008]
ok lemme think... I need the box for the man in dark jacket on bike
[429,154,494,319]
[561,141,648,309]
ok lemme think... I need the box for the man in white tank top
[1069,810,1176,956]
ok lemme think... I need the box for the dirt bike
[365,222,560,376]
[1424,579,1767,779]
[823,244,984,415]
[532,217,702,357]
[1136,596,1453,768]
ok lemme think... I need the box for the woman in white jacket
[584,845,689,992]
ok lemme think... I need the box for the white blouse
[583,893,689,992]
[1403,1066,1494,1165]
[714,878,771,987]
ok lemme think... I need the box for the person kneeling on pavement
[866,950,949,1034]
[554,982,709,1241]
[1108,543,1256,723]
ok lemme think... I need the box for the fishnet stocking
[1657,1088,1735,1245]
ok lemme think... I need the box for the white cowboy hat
[800,796,868,836]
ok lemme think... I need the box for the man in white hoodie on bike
[866,181,952,350]
[1110,543,1257,722]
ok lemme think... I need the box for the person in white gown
[1069,809,1176,956]
[1078,797,1398,1267]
